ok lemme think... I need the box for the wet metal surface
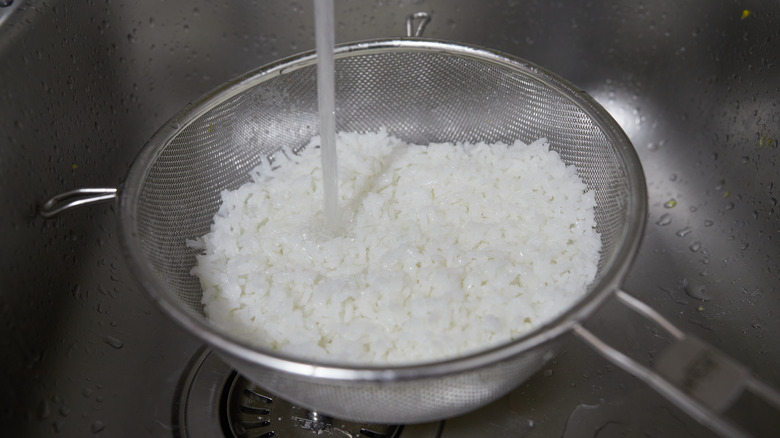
[1,1,778,436]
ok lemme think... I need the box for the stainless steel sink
[1,0,778,437]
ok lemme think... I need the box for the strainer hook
[406,12,431,37]
[40,187,117,218]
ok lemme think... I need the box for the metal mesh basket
[119,40,646,423]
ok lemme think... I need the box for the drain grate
[175,348,434,438]
[223,371,402,438]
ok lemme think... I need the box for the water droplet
[689,241,702,252]
[656,213,672,226]
[676,227,692,237]
[104,336,124,349]
[71,283,87,303]
[664,199,677,208]
[91,420,105,433]
[36,399,50,420]
[682,278,712,301]
[704,219,714,227]
[562,402,603,438]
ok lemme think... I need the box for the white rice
[189,130,601,364]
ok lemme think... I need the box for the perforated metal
[122,41,645,423]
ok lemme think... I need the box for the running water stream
[314,0,339,231]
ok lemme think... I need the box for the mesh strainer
[41,38,780,433]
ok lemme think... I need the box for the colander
[41,27,780,437]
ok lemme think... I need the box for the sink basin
[1,0,778,436]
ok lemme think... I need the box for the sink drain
[224,371,401,438]
[174,348,439,438]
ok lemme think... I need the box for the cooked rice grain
[190,130,601,364]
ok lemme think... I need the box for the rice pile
[189,130,601,364]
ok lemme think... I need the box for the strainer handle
[39,188,118,218]
[573,290,780,438]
